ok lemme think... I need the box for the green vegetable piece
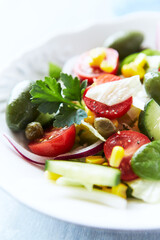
[144,72,160,105]
[53,104,87,127]
[35,112,54,127]
[49,62,62,80]
[131,140,160,180]
[79,129,98,145]
[103,31,144,60]
[138,99,160,140]
[61,73,87,102]
[119,53,139,71]
[45,160,121,187]
[25,122,44,141]
[142,49,160,56]
[119,49,160,71]
[30,74,87,127]
[6,80,39,131]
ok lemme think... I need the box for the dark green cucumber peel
[131,141,160,180]
[138,99,160,140]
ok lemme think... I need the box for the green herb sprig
[30,73,87,127]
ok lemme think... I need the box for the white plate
[1,12,160,230]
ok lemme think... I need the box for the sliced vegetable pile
[5,29,160,207]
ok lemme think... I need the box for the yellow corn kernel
[85,156,105,165]
[109,146,125,167]
[84,108,95,124]
[111,119,119,128]
[102,186,112,193]
[100,60,114,73]
[89,47,106,67]
[121,62,145,80]
[84,115,95,124]
[112,183,128,199]
[102,162,108,166]
[134,53,147,67]
[45,171,61,180]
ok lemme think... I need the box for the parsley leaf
[38,102,60,114]
[61,73,84,102]
[30,77,63,104]
[49,62,62,80]
[53,104,87,127]
[30,74,87,127]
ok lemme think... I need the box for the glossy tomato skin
[83,74,132,120]
[74,48,119,85]
[104,130,151,181]
[94,73,121,85]
[28,125,76,157]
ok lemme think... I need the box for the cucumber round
[138,99,160,140]
[45,160,121,187]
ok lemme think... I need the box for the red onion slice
[54,140,104,160]
[3,133,104,164]
[4,133,47,165]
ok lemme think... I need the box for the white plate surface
[1,12,160,230]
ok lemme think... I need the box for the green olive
[144,72,160,105]
[25,122,44,141]
[103,31,144,60]
[94,118,117,138]
[6,80,39,131]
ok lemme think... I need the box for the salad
[5,30,160,208]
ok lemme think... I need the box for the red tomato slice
[28,125,76,157]
[74,48,119,85]
[104,130,151,181]
[94,73,121,85]
[83,74,132,120]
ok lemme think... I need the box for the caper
[25,122,44,141]
[94,118,117,138]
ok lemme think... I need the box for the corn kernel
[121,53,147,80]
[89,47,106,67]
[45,171,61,180]
[102,162,108,166]
[122,62,145,80]
[100,60,114,73]
[111,119,119,128]
[134,53,147,67]
[102,186,112,193]
[109,146,125,167]
[112,183,127,199]
[85,156,105,165]
[84,108,95,124]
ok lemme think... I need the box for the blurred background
[0,0,160,70]
[0,0,160,239]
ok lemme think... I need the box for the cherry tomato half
[83,74,132,120]
[74,48,119,84]
[104,130,151,181]
[28,125,76,157]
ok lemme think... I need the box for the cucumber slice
[45,161,120,187]
[139,99,160,140]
